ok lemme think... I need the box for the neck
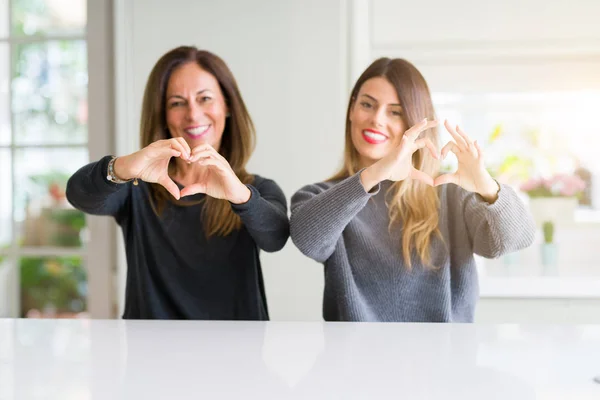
[171,158,205,186]
[358,156,376,171]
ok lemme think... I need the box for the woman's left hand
[434,120,499,202]
[180,144,251,204]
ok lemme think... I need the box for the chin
[357,147,387,163]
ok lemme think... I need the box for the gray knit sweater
[290,172,536,322]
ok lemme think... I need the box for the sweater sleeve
[65,155,131,219]
[230,177,290,252]
[460,183,536,258]
[290,172,380,263]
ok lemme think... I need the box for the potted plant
[520,174,586,227]
[541,220,558,272]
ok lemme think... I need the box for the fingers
[410,167,434,186]
[455,125,474,147]
[474,140,484,159]
[440,141,461,160]
[190,149,229,167]
[165,139,189,161]
[414,138,440,159]
[194,155,227,172]
[190,143,217,155]
[190,144,227,163]
[434,173,459,187]
[172,137,191,159]
[157,175,181,200]
[155,146,182,160]
[443,120,468,149]
[180,183,206,198]
[405,118,438,141]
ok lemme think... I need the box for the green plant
[542,221,554,244]
[0,244,11,266]
[20,256,87,317]
[25,171,86,247]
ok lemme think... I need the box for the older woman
[67,46,289,320]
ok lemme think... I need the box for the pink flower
[521,173,586,198]
[520,177,543,192]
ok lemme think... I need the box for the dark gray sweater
[66,155,289,320]
[290,172,536,322]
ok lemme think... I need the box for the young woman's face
[349,77,407,167]
[165,62,228,151]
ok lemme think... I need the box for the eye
[199,96,212,103]
[360,101,373,109]
[169,101,184,108]
[391,110,402,117]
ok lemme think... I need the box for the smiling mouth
[185,125,210,138]
[362,130,388,144]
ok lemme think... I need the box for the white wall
[114,0,350,320]
[114,0,600,322]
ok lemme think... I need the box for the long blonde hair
[330,58,441,268]
[139,46,255,237]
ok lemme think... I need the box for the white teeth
[364,131,387,140]
[186,125,210,136]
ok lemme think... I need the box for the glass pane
[20,256,87,318]
[0,0,7,38]
[12,40,87,145]
[14,147,88,248]
[0,43,9,145]
[11,0,86,37]
[0,149,11,249]
[434,90,600,281]
[0,256,14,317]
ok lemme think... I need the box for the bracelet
[106,156,138,185]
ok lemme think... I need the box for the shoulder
[290,179,341,206]
[248,174,288,200]
[250,174,282,190]
[293,179,338,196]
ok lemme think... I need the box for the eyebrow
[167,89,212,100]
[361,94,402,107]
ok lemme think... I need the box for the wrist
[478,179,500,203]
[230,184,252,204]
[113,155,136,181]
[360,167,380,192]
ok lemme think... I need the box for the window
[434,90,600,296]
[0,0,89,318]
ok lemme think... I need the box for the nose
[186,102,202,121]
[373,107,386,127]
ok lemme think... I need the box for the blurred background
[1,0,600,323]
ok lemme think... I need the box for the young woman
[290,58,535,322]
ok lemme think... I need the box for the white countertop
[479,276,600,298]
[1,319,600,399]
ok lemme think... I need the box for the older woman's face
[165,62,228,151]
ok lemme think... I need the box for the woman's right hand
[113,138,191,199]
[360,119,439,192]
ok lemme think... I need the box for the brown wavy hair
[139,46,255,236]
[330,58,442,268]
